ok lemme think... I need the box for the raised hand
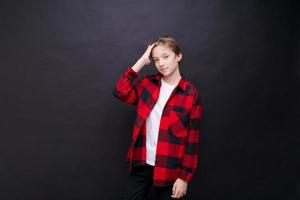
[131,43,156,73]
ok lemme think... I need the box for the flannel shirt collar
[150,72,187,91]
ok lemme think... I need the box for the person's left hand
[171,178,188,198]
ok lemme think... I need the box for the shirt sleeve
[178,90,203,182]
[113,66,143,105]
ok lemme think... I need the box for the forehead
[152,45,173,57]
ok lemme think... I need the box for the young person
[113,36,203,200]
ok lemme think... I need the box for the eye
[163,55,169,59]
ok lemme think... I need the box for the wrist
[177,178,188,184]
[132,59,144,72]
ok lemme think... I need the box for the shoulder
[144,73,159,80]
[184,78,200,94]
[140,73,160,84]
[182,79,202,104]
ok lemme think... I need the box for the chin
[162,69,175,77]
[160,71,169,76]
[162,73,172,78]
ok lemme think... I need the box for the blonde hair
[150,36,182,59]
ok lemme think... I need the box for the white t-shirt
[146,78,177,166]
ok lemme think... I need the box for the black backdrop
[0,1,299,200]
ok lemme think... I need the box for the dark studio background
[0,0,299,200]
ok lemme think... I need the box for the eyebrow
[152,53,169,59]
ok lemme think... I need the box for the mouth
[160,68,168,71]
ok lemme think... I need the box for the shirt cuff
[178,169,193,182]
[124,66,139,80]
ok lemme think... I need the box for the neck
[162,67,181,86]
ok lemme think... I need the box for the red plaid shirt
[113,66,203,186]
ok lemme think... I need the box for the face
[151,45,182,77]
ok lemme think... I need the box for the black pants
[122,164,186,200]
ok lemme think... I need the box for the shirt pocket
[168,108,190,138]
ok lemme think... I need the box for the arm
[113,66,142,105]
[178,91,203,182]
[172,91,203,198]
[113,43,156,105]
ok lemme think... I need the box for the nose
[157,60,164,67]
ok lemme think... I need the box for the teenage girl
[113,36,203,200]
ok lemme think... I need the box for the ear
[176,53,182,62]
